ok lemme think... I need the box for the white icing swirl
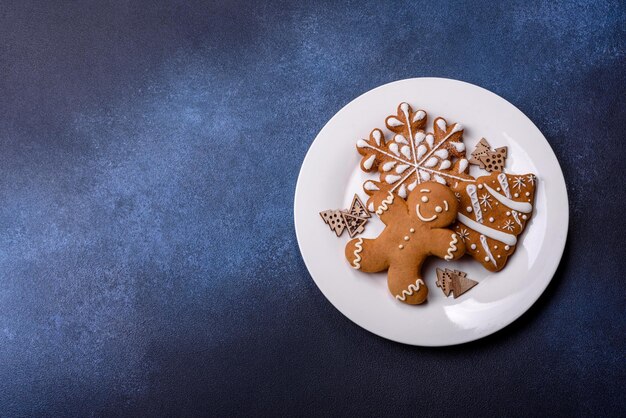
[375,192,394,215]
[444,233,458,260]
[395,279,425,301]
[352,238,363,269]
[479,234,497,267]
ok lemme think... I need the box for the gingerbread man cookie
[345,182,466,304]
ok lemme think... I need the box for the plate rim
[294,77,569,346]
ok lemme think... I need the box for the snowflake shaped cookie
[356,102,473,208]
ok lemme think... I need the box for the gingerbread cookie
[450,172,536,271]
[356,102,472,211]
[345,182,466,304]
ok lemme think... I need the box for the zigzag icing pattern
[375,192,394,215]
[352,238,363,269]
[444,233,458,260]
[466,184,483,223]
[395,279,425,301]
[480,234,497,267]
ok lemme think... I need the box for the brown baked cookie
[355,102,472,211]
[450,172,537,271]
[345,182,466,304]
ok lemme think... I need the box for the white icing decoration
[375,192,394,215]
[388,117,403,127]
[479,235,497,267]
[470,244,477,250]
[421,196,428,203]
[407,181,417,191]
[466,207,472,212]
[458,159,468,173]
[352,238,363,269]
[503,220,515,231]
[416,124,465,173]
[357,139,368,148]
[497,173,511,198]
[368,202,374,212]
[398,184,407,198]
[420,189,431,193]
[355,104,476,196]
[435,206,443,213]
[395,134,408,144]
[466,184,483,223]
[504,245,510,250]
[444,233,458,260]
[457,213,517,246]
[416,204,437,222]
[385,175,401,184]
[489,217,494,222]
[398,244,404,249]
[372,130,382,146]
[484,185,533,213]
[395,279,425,301]
[436,119,447,131]
[450,142,465,152]
[413,110,425,122]
[512,210,523,227]
[363,155,376,170]
[404,236,409,241]
[395,164,410,174]
[513,177,526,190]
[444,200,449,211]
[416,144,427,160]
[364,181,379,191]
[410,228,415,233]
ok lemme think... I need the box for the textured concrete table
[0,1,624,416]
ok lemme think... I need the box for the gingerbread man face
[345,181,466,305]
[407,183,458,229]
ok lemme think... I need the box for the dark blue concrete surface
[0,0,624,416]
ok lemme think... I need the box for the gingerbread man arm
[428,228,466,261]
[370,191,408,225]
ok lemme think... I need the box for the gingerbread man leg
[345,238,389,272]
[387,262,428,305]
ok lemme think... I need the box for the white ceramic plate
[294,78,568,346]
